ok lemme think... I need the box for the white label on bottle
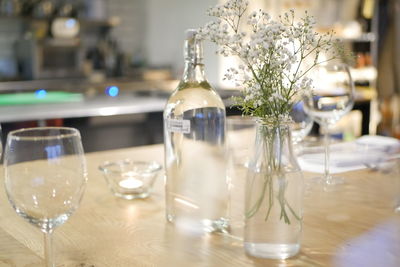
[167,119,191,133]
[167,119,190,133]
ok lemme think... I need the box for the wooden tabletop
[0,144,399,266]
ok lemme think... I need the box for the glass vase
[244,120,304,259]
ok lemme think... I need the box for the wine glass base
[312,175,345,186]
[305,175,345,195]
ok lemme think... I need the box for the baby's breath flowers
[198,0,344,122]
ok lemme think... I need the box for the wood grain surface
[0,144,399,266]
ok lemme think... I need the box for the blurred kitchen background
[0,0,398,152]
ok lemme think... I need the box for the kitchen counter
[0,79,239,123]
[0,78,179,93]
[0,92,168,123]
[0,79,175,123]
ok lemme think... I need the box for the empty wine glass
[4,127,87,267]
[303,63,355,185]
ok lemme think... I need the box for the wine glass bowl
[4,127,87,266]
[303,63,355,185]
[304,64,354,124]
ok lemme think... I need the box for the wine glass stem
[44,231,54,267]
[323,124,331,184]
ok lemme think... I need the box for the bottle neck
[182,37,207,83]
[182,62,206,83]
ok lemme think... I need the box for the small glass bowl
[99,159,162,200]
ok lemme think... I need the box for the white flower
[199,0,342,119]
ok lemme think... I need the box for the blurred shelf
[350,66,377,83]
[0,15,118,28]
[355,86,376,101]
[337,32,376,43]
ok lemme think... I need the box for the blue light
[106,86,119,97]
[293,101,304,111]
[65,18,77,29]
[35,89,47,98]
[45,145,62,159]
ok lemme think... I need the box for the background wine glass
[303,63,355,185]
[4,127,87,267]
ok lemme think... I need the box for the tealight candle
[99,160,162,200]
[119,178,143,190]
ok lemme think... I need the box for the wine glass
[4,127,87,267]
[303,63,355,185]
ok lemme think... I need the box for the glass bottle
[163,29,229,233]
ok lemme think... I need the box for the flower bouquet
[199,0,348,259]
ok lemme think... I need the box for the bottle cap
[185,29,198,40]
[184,29,202,62]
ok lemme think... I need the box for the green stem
[245,123,302,225]
[245,128,268,218]
[245,178,267,218]
[286,199,302,221]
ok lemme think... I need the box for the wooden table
[0,144,399,266]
